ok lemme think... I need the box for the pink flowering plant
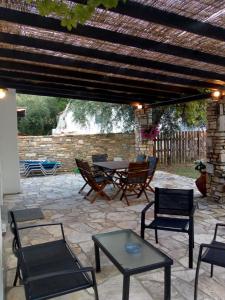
[141,125,160,141]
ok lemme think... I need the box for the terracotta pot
[195,172,206,197]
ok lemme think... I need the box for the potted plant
[141,125,160,141]
[194,160,206,197]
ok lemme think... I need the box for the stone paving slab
[3,171,225,300]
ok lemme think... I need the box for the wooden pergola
[0,0,224,106]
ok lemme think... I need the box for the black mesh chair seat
[201,241,225,267]
[194,224,225,299]
[149,217,190,232]
[95,175,112,183]
[22,240,92,299]
[10,211,99,300]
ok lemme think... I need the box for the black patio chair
[10,211,99,300]
[194,223,225,300]
[141,187,195,268]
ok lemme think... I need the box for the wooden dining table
[92,160,129,171]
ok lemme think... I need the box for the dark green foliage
[17,94,68,135]
[70,100,135,133]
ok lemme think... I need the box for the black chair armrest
[24,267,94,283]
[199,242,225,255]
[19,223,65,240]
[213,223,225,240]
[141,201,155,215]
[190,205,196,217]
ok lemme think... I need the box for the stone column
[206,99,225,203]
[134,105,154,156]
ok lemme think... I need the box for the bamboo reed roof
[0,0,224,105]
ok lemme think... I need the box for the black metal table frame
[92,232,172,300]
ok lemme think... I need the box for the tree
[27,0,127,30]
[17,94,68,135]
[70,100,135,133]
[71,99,207,134]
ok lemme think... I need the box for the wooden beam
[0,64,204,95]
[151,93,211,106]
[1,8,225,68]
[72,0,225,41]
[1,46,225,83]
[0,78,166,102]
[15,86,162,105]
[0,72,176,97]
[0,59,223,90]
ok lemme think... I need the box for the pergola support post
[134,105,154,157]
[206,98,225,203]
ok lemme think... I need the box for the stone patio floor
[3,171,225,300]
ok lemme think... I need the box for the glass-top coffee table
[92,229,173,300]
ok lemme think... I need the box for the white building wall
[0,89,20,194]
[0,89,21,300]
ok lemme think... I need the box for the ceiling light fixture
[212,90,222,101]
[0,88,7,99]
[137,104,143,110]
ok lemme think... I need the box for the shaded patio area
[4,172,225,300]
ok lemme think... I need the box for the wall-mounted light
[0,88,7,99]
[212,90,222,101]
[137,104,143,110]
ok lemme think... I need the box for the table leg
[94,243,101,272]
[164,266,171,300]
[122,275,130,300]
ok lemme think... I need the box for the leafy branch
[27,0,127,30]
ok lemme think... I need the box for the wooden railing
[154,131,206,165]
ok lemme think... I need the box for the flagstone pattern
[3,171,225,300]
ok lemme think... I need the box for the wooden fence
[153,131,206,165]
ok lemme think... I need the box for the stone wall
[206,100,225,203]
[18,133,135,172]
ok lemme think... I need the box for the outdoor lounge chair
[78,160,112,203]
[141,187,195,268]
[21,160,61,177]
[9,210,99,300]
[113,162,149,206]
[194,223,225,299]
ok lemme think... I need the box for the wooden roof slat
[0,59,224,90]
[0,76,178,98]
[0,79,167,102]
[1,8,225,69]
[151,92,211,107]
[0,69,198,95]
[71,0,225,42]
[1,43,225,83]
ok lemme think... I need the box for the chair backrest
[75,158,87,181]
[92,154,108,162]
[155,187,194,216]
[9,211,22,255]
[127,162,149,184]
[136,154,146,162]
[147,156,158,177]
[78,160,102,191]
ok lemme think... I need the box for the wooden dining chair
[113,162,149,205]
[79,160,112,203]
